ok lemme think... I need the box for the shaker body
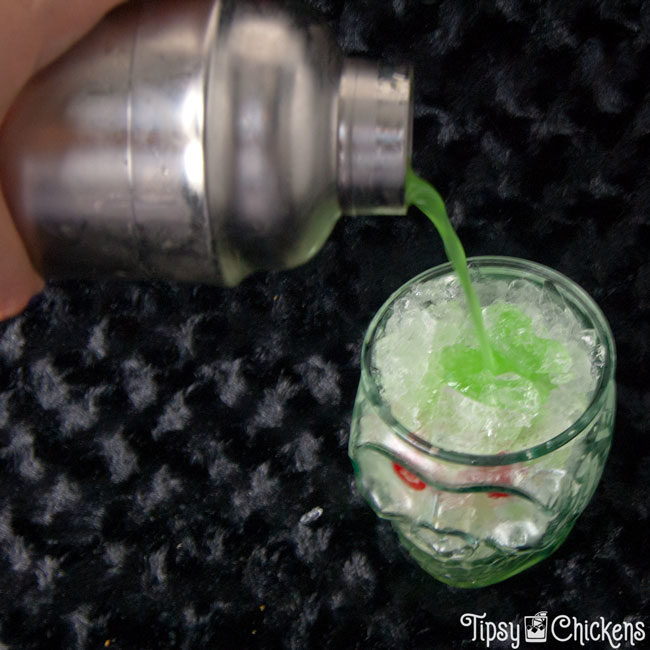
[1,0,224,283]
[0,0,412,285]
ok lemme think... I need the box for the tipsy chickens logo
[460,611,646,648]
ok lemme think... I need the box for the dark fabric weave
[1,1,649,648]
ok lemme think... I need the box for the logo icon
[524,611,548,643]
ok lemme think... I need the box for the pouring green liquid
[405,169,571,410]
[405,168,495,370]
[348,171,611,588]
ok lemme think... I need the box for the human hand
[0,0,125,320]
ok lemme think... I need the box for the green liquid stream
[405,168,495,371]
[405,170,570,426]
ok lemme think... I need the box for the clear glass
[349,257,616,588]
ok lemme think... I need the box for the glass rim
[360,256,616,466]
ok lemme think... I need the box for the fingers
[0,193,44,320]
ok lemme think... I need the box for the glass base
[395,525,573,588]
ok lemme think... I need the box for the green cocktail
[348,174,616,587]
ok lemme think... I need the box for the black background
[1,1,649,648]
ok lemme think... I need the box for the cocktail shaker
[0,0,412,285]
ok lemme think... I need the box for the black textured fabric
[1,1,649,648]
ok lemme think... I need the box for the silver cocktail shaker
[0,0,412,286]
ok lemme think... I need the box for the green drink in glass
[348,175,616,588]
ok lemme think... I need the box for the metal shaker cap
[336,60,413,216]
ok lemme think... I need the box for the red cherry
[393,463,426,491]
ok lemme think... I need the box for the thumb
[0,193,44,320]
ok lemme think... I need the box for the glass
[349,257,616,588]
